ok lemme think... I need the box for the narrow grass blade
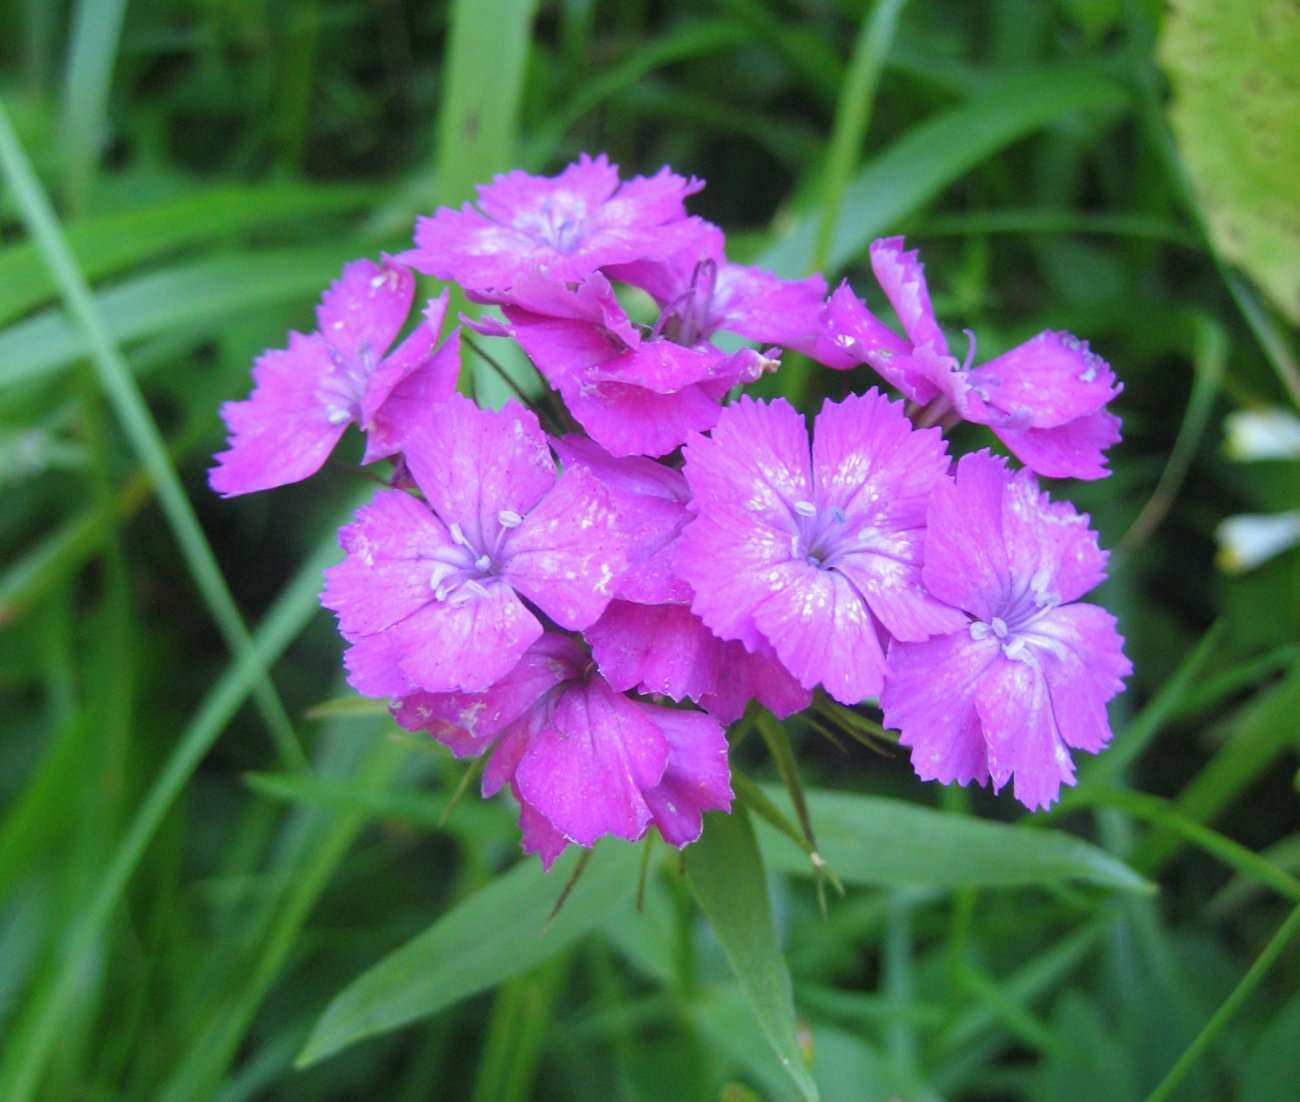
[60,0,127,212]
[0,182,378,326]
[762,64,1129,278]
[0,520,339,1102]
[811,0,906,274]
[1146,902,1300,1102]
[0,100,305,769]
[1066,789,1300,904]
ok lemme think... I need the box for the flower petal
[869,236,947,354]
[504,466,626,629]
[379,581,543,695]
[514,676,669,845]
[1031,604,1131,754]
[921,450,1014,622]
[209,333,346,496]
[1000,467,1108,606]
[402,394,556,546]
[315,256,413,366]
[975,654,1075,812]
[639,706,732,847]
[992,408,1123,481]
[967,331,1120,428]
[552,436,692,603]
[321,488,459,638]
[750,560,887,704]
[882,630,998,788]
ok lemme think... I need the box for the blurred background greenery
[2,1,1299,1100]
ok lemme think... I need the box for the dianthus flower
[392,634,733,867]
[880,451,1131,810]
[210,258,459,496]
[605,223,827,355]
[816,237,1122,480]
[478,270,772,456]
[402,153,711,293]
[320,395,625,697]
[676,391,966,704]
[553,435,812,722]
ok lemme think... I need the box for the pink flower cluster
[212,153,1130,865]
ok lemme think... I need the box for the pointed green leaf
[687,808,820,1102]
[758,785,1151,893]
[297,840,640,1067]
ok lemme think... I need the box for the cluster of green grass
[2,2,1298,1100]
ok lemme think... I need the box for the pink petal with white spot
[503,466,626,630]
[966,331,1120,429]
[552,436,692,604]
[587,600,724,701]
[315,256,413,367]
[1031,604,1131,755]
[750,560,888,704]
[320,488,461,639]
[377,581,542,695]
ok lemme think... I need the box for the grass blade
[0,99,305,769]
[0,525,340,1102]
[811,0,907,274]
[762,63,1129,277]
[1146,902,1300,1102]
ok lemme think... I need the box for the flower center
[654,259,717,347]
[516,193,589,253]
[316,342,373,426]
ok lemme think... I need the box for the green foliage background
[1,2,1299,1100]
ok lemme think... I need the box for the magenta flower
[485,270,770,456]
[880,451,1131,810]
[605,223,828,355]
[401,153,711,294]
[676,392,966,704]
[392,634,733,868]
[320,395,626,698]
[210,258,460,496]
[814,237,1122,480]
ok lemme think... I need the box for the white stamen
[990,616,1009,639]
[969,621,990,641]
[449,522,470,547]
[793,500,817,517]
[474,554,492,572]
[498,509,523,528]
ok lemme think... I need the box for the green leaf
[0,246,379,391]
[757,785,1151,893]
[0,182,377,327]
[1159,0,1300,325]
[686,807,820,1102]
[297,840,641,1067]
[762,63,1129,277]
